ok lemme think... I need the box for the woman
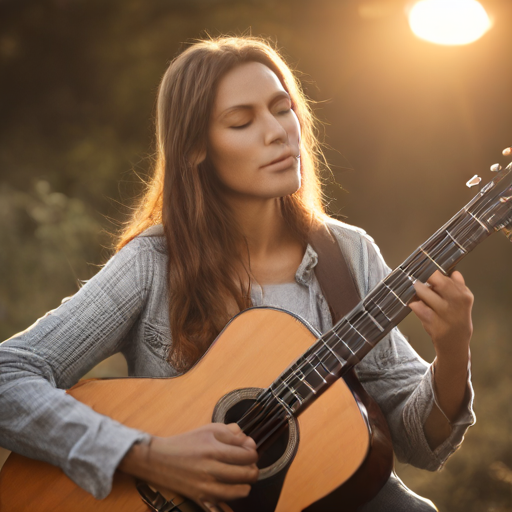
[0,36,475,511]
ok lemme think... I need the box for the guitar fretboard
[238,164,512,443]
[269,166,512,416]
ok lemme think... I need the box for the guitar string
[278,222,468,394]
[272,232,461,404]
[271,207,485,407]
[239,171,511,435]
[266,167,512,409]
[264,175,512,416]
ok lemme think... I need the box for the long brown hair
[117,36,328,371]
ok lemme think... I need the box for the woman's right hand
[118,423,259,510]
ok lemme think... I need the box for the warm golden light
[408,0,492,45]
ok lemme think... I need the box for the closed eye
[231,121,251,129]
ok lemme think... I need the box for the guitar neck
[263,165,512,418]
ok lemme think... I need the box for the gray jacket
[0,218,475,500]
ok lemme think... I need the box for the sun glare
[408,0,492,46]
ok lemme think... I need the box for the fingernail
[503,147,511,156]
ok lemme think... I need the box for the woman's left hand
[409,270,474,448]
[409,270,473,364]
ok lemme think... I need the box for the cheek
[210,131,257,174]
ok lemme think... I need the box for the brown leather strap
[308,222,361,324]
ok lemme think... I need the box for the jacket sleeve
[0,238,155,498]
[354,234,476,470]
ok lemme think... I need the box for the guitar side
[0,307,390,512]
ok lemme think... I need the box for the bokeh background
[0,0,511,510]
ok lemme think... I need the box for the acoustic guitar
[1,163,512,512]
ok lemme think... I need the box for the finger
[424,270,450,291]
[425,270,466,300]
[208,460,259,484]
[225,423,242,435]
[413,279,445,312]
[215,424,257,450]
[408,297,435,325]
[450,270,466,287]
[503,147,511,156]
[213,442,259,465]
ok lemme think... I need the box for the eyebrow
[218,91,291,120]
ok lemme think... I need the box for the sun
[408,0,492,46]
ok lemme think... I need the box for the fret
[290,366,319,401]
[270,389,296,415]
[391,268,417,304]
[315,341,344,377]
[271,375,304,413]
[321,336,347,365]
[296,370,317,394]
[363,296,392,324]
[312,364,328,384]
[364,309,385,332]
[331,328,356,358]
[401,250,439,283]
[465,207,490,232]
[281,379,303,404]
[449,211,476,243]
[346,306,386,347]
[445,229,467,253]
[422,225,470,271]
[294,366,306,381]
[382,281,409,306]
[302,362,328,391]
[365,283,408,320]
[419,247,449,276]
[337,322,367,357]
[389,266,414,286]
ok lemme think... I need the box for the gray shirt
[0,218,475,500]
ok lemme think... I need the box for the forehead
[212,61,287,113]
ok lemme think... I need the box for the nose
[263,112,288,146]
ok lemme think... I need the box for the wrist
[434,347,470,372]
[118,435,153,477]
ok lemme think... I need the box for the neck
[228,195,292,259]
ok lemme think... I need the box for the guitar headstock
[467,161,512,240]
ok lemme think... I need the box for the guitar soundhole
[223,398,290,470]
[212,387,299,480]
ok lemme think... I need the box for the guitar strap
[308,222,361,323]
[305,223,394,511]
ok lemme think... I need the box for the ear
[188,147,207,166]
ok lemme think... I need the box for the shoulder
[323,216,383,260]
[117,225,167,259]
[322,216,389,294]
[95,227,167,288]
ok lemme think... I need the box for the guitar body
[0,307,393,512]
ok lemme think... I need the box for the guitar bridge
[136,480,203,512]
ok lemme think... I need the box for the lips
[262,152,295,168]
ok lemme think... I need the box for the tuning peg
[466,175,482,188]
[490,163,502,172]
[502,227,512,242]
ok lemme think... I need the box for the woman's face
[207,61,301,202]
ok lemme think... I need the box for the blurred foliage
[0,0,511,510]
[0,179,103,338]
